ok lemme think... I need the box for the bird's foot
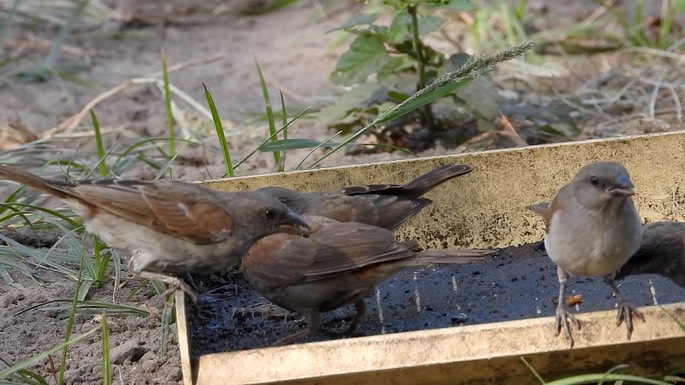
[616,301,645,340]
[231,302,291,320]
[555,306,581,347]
[160,280,199,305]
[205,283,239,299]
[138,272,200,304]
[322,316,364,338]
[273,329,310,346]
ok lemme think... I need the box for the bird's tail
[342,164,472,198]
[402,164,472,198]
[0,164,72,199]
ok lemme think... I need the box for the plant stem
[409,5,426,89]
[408,4,435,131]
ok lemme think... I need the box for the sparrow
[527,161,644,347]
[256,163,471,231]
[0,164,309,303]
[242,214,493,345]
[615,221,685,289]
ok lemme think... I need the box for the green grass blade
[89,110,108,177]
[0,0,21,53]
[233,107,310,170]
[258,138,341,151]
[278,90,288,172]
[658,0,673,49]
[14,299,149,318]
[547,373,672,385]
[44,0,90,67]
[59,261,83,385]
[296,131,342,170]
[0,328,99,380]
[203,83,234,177]
[161,49,176,156]
[660,305,685,333]
[101,313,112,385]
[520,357,546,384]
[252,53,281,168]
[0,366,50,385]
[159,295,174,356]
[663,375,685,382]
[240,0,299,15]
[92,234,111,288]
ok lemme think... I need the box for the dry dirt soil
[0,1,683,384]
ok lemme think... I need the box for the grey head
[570,161,636,211]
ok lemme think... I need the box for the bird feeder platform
[177,131,685,385]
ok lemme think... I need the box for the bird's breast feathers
[545,209,642,276]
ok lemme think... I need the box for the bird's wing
[62,180,235,244]
[244,221,416,283]
[306,193,430,231]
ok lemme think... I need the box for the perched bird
[0,164,309,303]
[616,221,685,289]
[242,215,493,345]
[257,163,471,231]
[527,161,644,347]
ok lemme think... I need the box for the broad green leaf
[377,56,413,81]
[316,83,386,128]
[387,12,443,41]
[383,0,476,10]
[334,12,380,32]
[437,0,477,10]
[446,52,470,69]
[330,34,390,86]
[540,125,568,137]
[455,75,499,121]
[239,0,299,15]
[445,52,499,121]
[418,15,445,36]
[387,90,409,102]
[376,77,474,125]
[387,10,412,42]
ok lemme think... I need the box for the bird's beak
[281,211,310,230]
[607,174,635,196]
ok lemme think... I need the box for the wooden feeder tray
[176,131,685,385]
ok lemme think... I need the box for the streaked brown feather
[0,166,236,244]
[245,216,418,283]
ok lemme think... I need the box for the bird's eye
[589,176,599,185]
[263,209,276,220]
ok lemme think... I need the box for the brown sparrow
[0,164,309,303]
[242,214,493,345]
[616,221,685,289]
[257,163,471,230]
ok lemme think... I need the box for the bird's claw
[161,281,199,304]
[231,302,292,320]
[555,307,581,347]
[136,271,200,304]
[616,302,644,340]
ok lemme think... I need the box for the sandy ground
[0,1,683,384]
